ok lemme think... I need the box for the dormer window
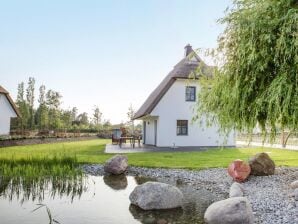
[185,86,196,102]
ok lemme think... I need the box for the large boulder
[228,160,251,182]
[249,153,275,176]
[204,197,254,224]
[129,182,184,210]
[104,155,128,175]
[229,182,244,197]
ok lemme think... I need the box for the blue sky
[0,0,231,124]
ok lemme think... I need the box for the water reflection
[0,175,87,203]
[103,174,128,190]
[0,173,217,224]
[129,204,183,224]
[179,186,219,224]
[134,175,156,185]
[129,178,218,224]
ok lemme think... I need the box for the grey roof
[134,45,214,120]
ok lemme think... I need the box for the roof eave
[0,86,21,117]
[6,94,21,117]
[133,113,148,120]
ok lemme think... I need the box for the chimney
[184,44,193,57]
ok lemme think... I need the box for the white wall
[151,79,235,147]
[143,117,156,145]
[0,94,17,135]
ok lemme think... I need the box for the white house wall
[0,94,17,135]
[151,79,235,147]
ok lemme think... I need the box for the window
[177,120,188,135]
[185,86,196,101]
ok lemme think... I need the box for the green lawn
[0,139,297,169]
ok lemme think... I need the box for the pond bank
[82,165,298,224]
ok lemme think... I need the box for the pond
[0,174,217,224]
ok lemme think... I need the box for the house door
[143,121,146,144]
[154,120,157,146]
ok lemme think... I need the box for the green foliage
[197,0,298,139]
[77,112,89,126]
[46,90,63,129]
[13,78,107,133]
[15,82,30,130]
[93,106,102,129]
[36,85,49,129]
[26,77,36,129]
[127,104,136,134]
[60,110,73,129]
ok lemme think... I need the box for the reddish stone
[228,159,251,182]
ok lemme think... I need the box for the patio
[104,143,213,153]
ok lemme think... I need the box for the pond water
[0,174,217,224]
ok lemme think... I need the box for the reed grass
[32,203,61,224]
[0,155,81,178]
[0,155,86,204]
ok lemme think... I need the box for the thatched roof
[133,45,214,120]
[0,85,21,117]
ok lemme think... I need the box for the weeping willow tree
[197,0,298,141]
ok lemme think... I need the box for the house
[133,45,235,147]
[0,86,20,135]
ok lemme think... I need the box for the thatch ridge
[134,45,213,120]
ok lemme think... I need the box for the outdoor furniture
[119,135,142,148]
[119,136,134,148]
[134,135,142,147]
[112,129,122,145]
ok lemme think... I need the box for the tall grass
[0,155,86,203]
[0,155,81,178]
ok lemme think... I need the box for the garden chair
[112,129,122,145]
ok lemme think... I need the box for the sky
[0,0,232,124]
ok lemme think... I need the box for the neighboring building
[0,86,20,135]
[134,45,235,147]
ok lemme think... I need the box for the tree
[93,106,102,131]
[127,104,135,135]
[71,107,78,123]
[26,77,35,129]
[15,82,29,130]
[46,90,62,130]
[102,119,112,131]
[60,110,72,130]
[35,85,48,130]
[77,112,89,127]
[17,82,25,103]
[197,0,298,140]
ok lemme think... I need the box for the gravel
[81,165,298,224]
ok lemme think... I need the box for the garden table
[119,136,141,148]
[119,136,134,148]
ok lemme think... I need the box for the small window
[185,86,196,101]
[177,120,188,136]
